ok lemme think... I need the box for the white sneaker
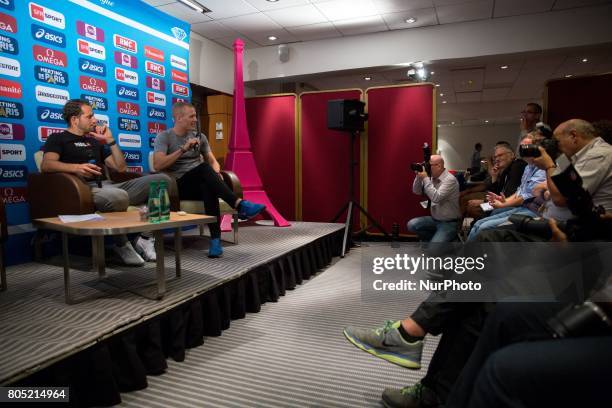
[134,236,156,262]
[113,241,145,266]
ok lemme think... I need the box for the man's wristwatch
[107,140,116,147]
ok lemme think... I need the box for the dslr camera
[519,122,560,159]
[548,279,612,338]
[411,143,432,175]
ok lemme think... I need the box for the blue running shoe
[238,200,266,220]
[208,238,223,258]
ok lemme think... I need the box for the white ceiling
[144,0,612,48]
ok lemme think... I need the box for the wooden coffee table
[32,211,215,304]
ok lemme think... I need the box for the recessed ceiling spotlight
[565,74,573,78]
[430,71,435,75]
[581,58,588,63]
[435,84,440,87]
[268,35,277,41]
[364,76,371,81]
[405,17,417,24]
[485,120,489,123]
[442,101,447,104]
[451,121,455,125]
[439,93,444,97]
[500,65,509,70]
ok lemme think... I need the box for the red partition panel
[546,74,612,129]
[300,90,362,225]
[366,85,434,234]
[245,94,297,220]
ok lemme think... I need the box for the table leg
[62,232,72,304]
[92,236,106,279]
[153,230,166,299]
[174,228,182,278]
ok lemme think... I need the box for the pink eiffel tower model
[222,38,290,228]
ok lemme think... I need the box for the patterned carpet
[117,243,439,408]
[0,222,343,385]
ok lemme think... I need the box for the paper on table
[58,214,105,223]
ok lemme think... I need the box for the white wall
[189,32,233,94]
[437,124,520,171]
[244,4,612,81]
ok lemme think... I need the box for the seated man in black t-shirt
[41,99,173,266]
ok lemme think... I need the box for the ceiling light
[500,65,508,70]
[177,0,210,13]
[430,71,435,75]
[485,120,489,123]
[417,68,427,79]
[451,121,455,125]
[268,35,277,41]
[442,101,447,104]
[364,76,371,81]
[405,17,417,24]
[435,84,440,87]
[581,58,588,63]
[439,93,444,97]
[565,74,573,78]
[414,62,424,69]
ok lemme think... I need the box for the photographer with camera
[477,119,612,243]
[154,102,265,258]
[407,155,461,243]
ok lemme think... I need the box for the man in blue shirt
[467,135,546,241]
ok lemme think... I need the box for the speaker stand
[332,130,389,257]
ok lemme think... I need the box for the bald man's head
[429,155,445,178]
[554,119,597,157]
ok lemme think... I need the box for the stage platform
[0,222,343,406]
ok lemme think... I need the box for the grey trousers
[89,173,175,245]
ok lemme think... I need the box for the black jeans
[410,296,489,402]
[446,302,612,408]
[177,162,238,239]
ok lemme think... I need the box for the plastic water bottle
[159,180,170,222]
[147,181,160,223]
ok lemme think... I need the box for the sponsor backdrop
[0,0,190,264]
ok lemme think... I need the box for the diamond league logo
[171,27,187,41]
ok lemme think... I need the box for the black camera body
[412,143,432,175]
[519,143,541,158]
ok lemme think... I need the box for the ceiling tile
[522,55,565,70]
[456,91,482,103]
[213,36,259,49]
[247,29,299,46]
[314,0,379,21]
[452,68,484,92]
[484,63,522,87]
[333,15,389,36]
[190,20,240,39]
[286,22,343,41]
[219,12,282,34]
[157,3,212,23]
[198,0,259,19]
[493,0,554,17]
[552,0,612,10]
[482,87,511,101]
[382,8,438,30]
[436,0,494,24]
[264,4,328,27]
[243,0,311,12]
[374,0,435,13]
